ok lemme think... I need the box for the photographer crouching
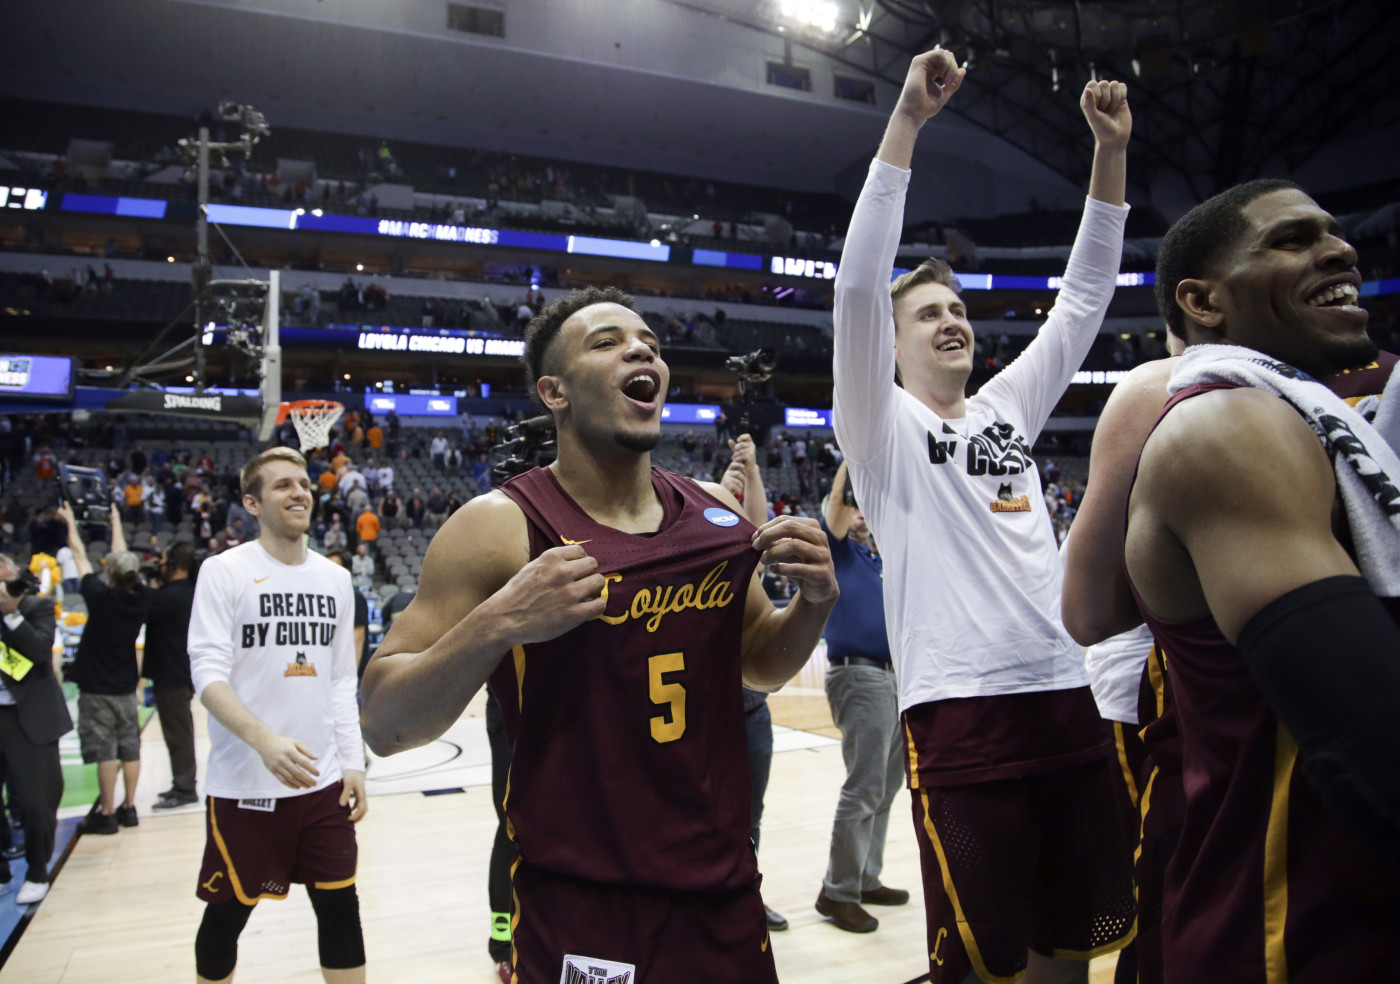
[59,501,151,836]
[0,553,73,904]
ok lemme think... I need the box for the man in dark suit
[0,552,73,905]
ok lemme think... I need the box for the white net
[286,402,345,451]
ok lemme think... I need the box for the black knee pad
[195,899,255,980]
[306,885,366,970]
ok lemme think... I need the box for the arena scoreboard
[0,354,74,401]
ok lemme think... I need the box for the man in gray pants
[815,460,908,933]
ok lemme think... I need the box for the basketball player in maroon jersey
[1125,182,1400,983]
[360,287,838,984]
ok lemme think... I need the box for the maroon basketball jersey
[1130,386,1400,984]
[490,466,761,893]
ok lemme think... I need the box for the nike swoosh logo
[254,576,272,584]
[560,536,591,545]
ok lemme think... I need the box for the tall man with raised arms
[833,47,1136,984]
[360,287,838,984]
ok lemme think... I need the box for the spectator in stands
[33,447,57,495]
[338,462,367,499]
[355,503,380,561]
[404,488,426,529]
[28,507,66,558]
[216,525,243,553]
[377,459,395,493]
[445,491,464,516]
[60,501,148,836]
[426,487,447,528]
[430,432,449,472]
[318,464,338,495]
[351,543,375,591]
[56,543,80,595]
[386,410,401,457]
[123,475,144,525]
[195,450,214,476]
[378,488,402,531]
[366,421,383,452]
[0,551,72,905]
[471,455,491,494]
[145,540,199,811]
[147,480,165,533]
[323,515,349,553]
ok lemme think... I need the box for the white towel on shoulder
[1169,344,1400,597]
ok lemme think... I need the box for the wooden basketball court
[1,654,1119,983]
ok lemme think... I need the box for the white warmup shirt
[833,158,1129,713]
[189,541,364,800]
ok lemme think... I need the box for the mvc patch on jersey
[989,482,1032,514]
[559,954,635,984]
[703,507,740,527]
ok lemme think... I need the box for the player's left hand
[1081,80,1131,147]
[340,769,368,822]
[752,517,839,605]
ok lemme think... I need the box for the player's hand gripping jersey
[491,467,761,892]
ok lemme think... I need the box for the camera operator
[144,541,199,810]
[58,501,150,835]
[0,553,73,904]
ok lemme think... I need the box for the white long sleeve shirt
[189,541,364,799]
[833,158,1129,713]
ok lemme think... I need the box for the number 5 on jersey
[648,651,687,743]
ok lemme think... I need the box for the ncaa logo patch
[704,507,741,527]
[560,954,635,984]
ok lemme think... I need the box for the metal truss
[710,0,1400,199]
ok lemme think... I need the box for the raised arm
[56,502,93,578]
[1061,357,1176,645]
[722,435,769,529]
[108,502,128,554]
[823,460,857,541]
[1133,389,1400,865]
[359,492,607,755]
[833,48,964,463]
[974,81,1132,438]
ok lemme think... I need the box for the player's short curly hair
[890,258,962,307]
[1155,178,1301,340]
[522,286,637,409]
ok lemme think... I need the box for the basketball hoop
[275,400,345,451]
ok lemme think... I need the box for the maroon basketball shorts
[510,862,778,984]
[1132,758,1184,984]
[196,782,357,905]
[910,758,1137,984]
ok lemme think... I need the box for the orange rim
[275,399,345,426]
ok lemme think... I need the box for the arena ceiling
[2,0,1396,212]
[678,0,1400,199]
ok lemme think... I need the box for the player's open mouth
[621,368,661,408]
[936,339,965,352]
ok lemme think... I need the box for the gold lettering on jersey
[593,562,736,632]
